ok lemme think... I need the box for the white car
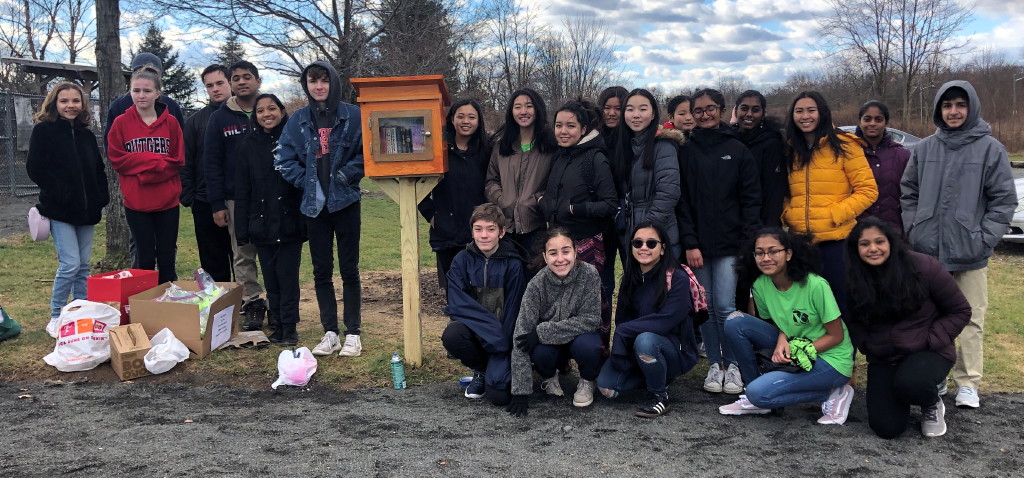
[1002,177,1024,243]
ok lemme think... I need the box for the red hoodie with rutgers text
[107,103,185,212]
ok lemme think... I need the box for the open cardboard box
[128,281,243,360]
[109,323,152,380]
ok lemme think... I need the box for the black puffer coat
[539,131,617,240]
[733,116,786,227]
[418,141,491,250]
[234,120,306,245]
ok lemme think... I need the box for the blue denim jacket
[275,102,364,217]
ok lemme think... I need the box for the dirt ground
[0,194,35,239]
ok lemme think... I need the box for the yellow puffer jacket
[783,132,878,243]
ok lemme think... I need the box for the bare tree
[482,0,546,97]
[95,0,131,269]
[0,0,94,92]
[820,0,897,98]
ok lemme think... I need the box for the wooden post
[372,175,440,367]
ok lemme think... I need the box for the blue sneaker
[465,371,485,399]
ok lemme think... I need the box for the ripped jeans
[597,332,684,399]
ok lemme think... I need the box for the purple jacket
[847,251,971,364]
[858,133,910,232]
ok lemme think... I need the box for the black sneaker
[277,326,298,347]
[635,393,670,418]
[465,371,485,399]
[241,299,267,331]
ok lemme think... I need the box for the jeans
[307,202,361,336]
[694,255,738,366]
[867,351,952,439]
[725,311,849,408]
[255,242,303,327]
[49,220,94,318]
[124,206,179,283]
[597,332,684,398]
[191,200,234,282]
[531,332,604,381]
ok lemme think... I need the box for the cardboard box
[109,323,152,380]
[128,282,243,360]
[88,269,159,325]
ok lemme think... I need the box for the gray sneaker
[723,364,744,394]
[311,331,341,356]
[541,370,564,396]
[704,363,724,393]
[954,386,980,408]
[921,399,947,437]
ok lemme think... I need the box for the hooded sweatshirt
[900,80,1018,271]
[300,61,344,198]
[107,103,184,212]
[204,96,255,212]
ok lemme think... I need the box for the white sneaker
[954,386,980,408]
[339,334,362,357]
[573,378,595,407]
[704,363,724,393]
[541,370,564,396]
[723,363,744,394]
[46,317,61,339]
[311,331,341,356]
[719,395,771,415]
[817,384,855,425]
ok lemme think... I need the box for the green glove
[789,337,818,371]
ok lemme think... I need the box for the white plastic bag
[271,347,318,389]
[144,328,190,374]
[42,300,121,372]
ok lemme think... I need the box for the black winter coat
[539,131,617,240]
[26,119,110,226]
[234,123,306,246]
[733,117,787,227]
[677,124,761,257]
[418,140,490,250]
[180,101,221,206]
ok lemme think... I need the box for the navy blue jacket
[610,268,697,375]
[203,97,253,212]
[444,238,527,390]
[180,101,221,206]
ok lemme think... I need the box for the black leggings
[124,206,179,283]
[866,350,952,439]
[256,242,303,327]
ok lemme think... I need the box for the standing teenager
[720,228,855,425]
[276,61,365,357]
[419,99,490,294]
[614,89,682,259]
[540,100,617,351]
[597,222,701,418]
[484,88,556,255]
[676,88,760,395]
[596,86,629,320]
[204,60,268,330]
[27,82,110,337]
[732,90,786,228]
[782,91,878,318]
[107,68,185,284]
[855,101,910,233]
[234,94,306,346]
[845,217,971,438]
[507,228,604,416]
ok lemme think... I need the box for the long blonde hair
[34,82,91,125]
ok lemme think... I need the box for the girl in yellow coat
[783,91,877,320]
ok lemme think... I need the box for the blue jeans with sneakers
[597,332,684,398]
[694,255,738,367]
[49,219,94,318]
[724,312,848,408]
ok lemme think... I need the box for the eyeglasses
[691,105,719,117]
[631,239,661,249]
[753,248,787,259]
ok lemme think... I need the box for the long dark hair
[845,216,927,323]
[554,99,600,138]
[737,227,821,286]
[785,91,849,171]
[444,98,487,151]
[619,221,681,314]
[853,100,890,139]
[614,88,663,179]
[497,87,555,156]
[598,86,628,139]
[253,93,288,137]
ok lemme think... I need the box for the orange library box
[350,75,452,178]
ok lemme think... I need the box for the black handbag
[755,348,805,374]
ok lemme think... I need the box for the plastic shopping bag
[42,300,120,372]
[144,328,190,374]
[271,347,318,390]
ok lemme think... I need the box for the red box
[87,269,159,325]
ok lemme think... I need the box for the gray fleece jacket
[510,261,601,396]
[900,80,1018,272]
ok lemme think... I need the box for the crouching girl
[506,228,604,416]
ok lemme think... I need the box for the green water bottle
[390,352,407,389]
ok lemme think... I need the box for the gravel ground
[2,375,1021,477]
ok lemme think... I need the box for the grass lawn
[2,177,1023,393]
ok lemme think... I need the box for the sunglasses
[631,239,661,249]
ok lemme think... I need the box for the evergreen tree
[128,24,196,106]
[215,32,247,68]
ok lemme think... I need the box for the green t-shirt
[752,273,853,377]
[521,142,533,153]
